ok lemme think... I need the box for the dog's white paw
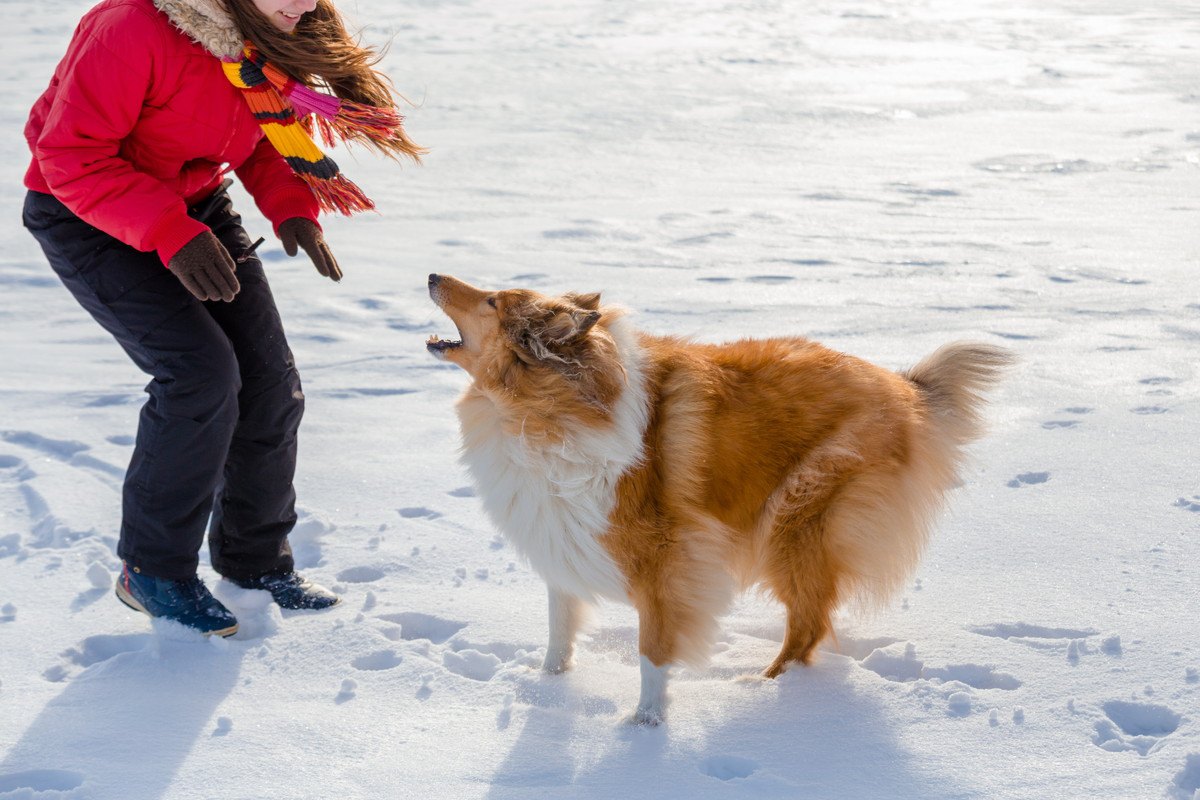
[542,651,574,674]
[628,704,665,727]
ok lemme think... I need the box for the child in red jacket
[22,0,422,636]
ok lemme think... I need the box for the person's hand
[279,218,342,282]
[168,231,240,302]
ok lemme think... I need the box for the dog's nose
[428,273,441,288]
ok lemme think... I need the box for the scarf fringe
[299,172,376,216]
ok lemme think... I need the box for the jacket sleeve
[33,5,208,265]
[234,136,322,235]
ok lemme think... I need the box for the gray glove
[279,217,342,282]
[168,231,240,302]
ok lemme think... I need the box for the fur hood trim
[153,0,244,60]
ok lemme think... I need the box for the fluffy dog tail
[903,342,1015,446]
[826,342,1014,612]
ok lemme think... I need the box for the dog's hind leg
[763,535,840,678]
[756,443,866,678]
[543,587,587,674]
[761,484,844,678]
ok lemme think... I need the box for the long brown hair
[225,0,424,162]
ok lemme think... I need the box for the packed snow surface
[1,0,1197,798]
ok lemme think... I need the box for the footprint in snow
[888,183,962,199]
[1007,471,1050,488]
[325,387,418,399]
[773,258,836,266]
[1,430,89,460]
[1137,376,1176,398]
[972,153,1105,175]
[0,770,85,794]
[969,622,1098,641]
[0,453,30,473]
[1171,753,1200,800]
[922,663,1022,690]
[1175,496,1200,513]
[856,658,987,718]
[671,232,733,247]
[398,506,442,520]
[352,650,402,671]
[1131,406,1169,415]
[858,643,1020,690]
[1040,408,1091,428]
[449,640,536,663]
[1092,700,1181,756]
[336,565,386,583]
[825,633,901,661]
[0,452,95,551]
[969,622,1106,656]
[375,611,466,643]
[1,430,122,485]
[700,755,760,781]
[0,534,19,558]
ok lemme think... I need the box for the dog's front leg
[631,602,673,726]
[543,587,584,673]
[632,655,671,727]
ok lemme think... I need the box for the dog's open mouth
[426,333,463,355]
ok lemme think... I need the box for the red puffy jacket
[24,0,319,265]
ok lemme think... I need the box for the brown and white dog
[427,273,1011,725]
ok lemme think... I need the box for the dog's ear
[565,292,601,311]
[506,296,602,364]
[544,308,601,346]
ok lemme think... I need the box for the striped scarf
[222,44,402,215]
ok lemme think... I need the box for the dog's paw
[542,651,574,674]
[628,705,665,727]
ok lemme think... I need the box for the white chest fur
[456,318,648,602]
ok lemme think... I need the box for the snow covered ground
[1,0,1198,797]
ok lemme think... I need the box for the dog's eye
[487,297,497,308]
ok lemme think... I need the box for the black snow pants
[22,185,303,581]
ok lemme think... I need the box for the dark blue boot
[229,571,340,610]
[114,562,238,637]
